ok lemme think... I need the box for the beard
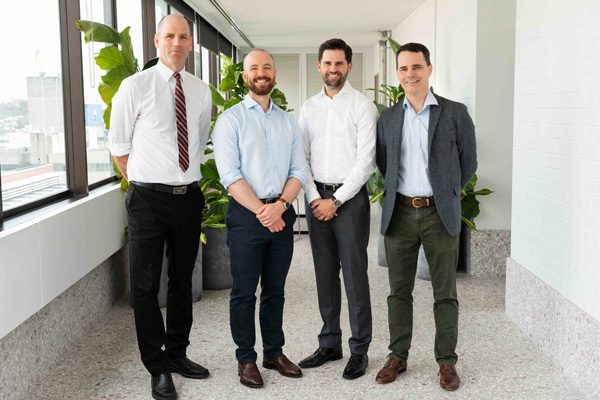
[246,77,275,95]
[322,71,348,89]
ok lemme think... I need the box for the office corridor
[23,209,585,400]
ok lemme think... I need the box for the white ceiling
[187,0,426,49]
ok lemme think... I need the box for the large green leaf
[98,82,118,105]
[143,57,159,70]
[209,85,226,107]
[101,64,131,88]
[461,196,480,221]
[200,159,221,181]
[388,37,401,54]
[76,20,121,44]
[119,27,138,74]
[95,45,124,70]
[103,103,112,129]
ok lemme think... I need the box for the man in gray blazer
[374,43,477,391]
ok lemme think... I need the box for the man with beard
[213,49,307,389]
[297,38,377,380]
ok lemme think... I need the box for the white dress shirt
[298,81,377,204]
[397,89,438,197]
[108,60,212,185]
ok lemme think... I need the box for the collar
[243,94,274,113]
[156,60,185,82]
[403,89,438,111]
[319,80,354,98]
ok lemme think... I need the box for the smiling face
[318,49,352,90]
[396,50,432,99]
[154,15,192,72]
[243,50,276,96]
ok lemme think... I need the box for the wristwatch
[277,197,290,210]
[331,196,342,208]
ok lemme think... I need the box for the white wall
[0,184,127,339]
[511,0,600,320]
[474,0,516,229]
[387,0,514,230]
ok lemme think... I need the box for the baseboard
[506,257,600,398]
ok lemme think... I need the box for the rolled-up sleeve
[212,114,243,189]
[287,119,307,187]
[107,78,137,156]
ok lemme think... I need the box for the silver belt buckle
[173,185,188,195]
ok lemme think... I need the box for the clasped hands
[311,198,338,221]
[256,202,286,232]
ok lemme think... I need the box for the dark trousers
[126,183,204,375]
[384,200,459,365]
[305,186,372,355]
[226,197,296,363]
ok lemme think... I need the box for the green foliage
[461,174,493,231]
[76,20,140,187]
[75,20,140,131]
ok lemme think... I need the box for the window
[80,0,115,185]
[0,1,67,212]
[117,0,144,68]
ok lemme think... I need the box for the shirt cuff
[108,143,131,157]
[219,170,244,190]
[305,184,321,204]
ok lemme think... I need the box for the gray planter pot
[202,227,232,290]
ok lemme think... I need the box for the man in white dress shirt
[108,14,211,400]
[297,38,378,380]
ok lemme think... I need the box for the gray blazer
[376,93,477,237]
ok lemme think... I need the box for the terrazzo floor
[24,208,586,400]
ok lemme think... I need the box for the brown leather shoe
[439,363,460,391]
[238,362,263,388]
[262,353,303,378]
[375,355,407,384]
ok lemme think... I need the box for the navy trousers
[226,197,296,363]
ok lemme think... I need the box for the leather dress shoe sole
[238,372,264,388]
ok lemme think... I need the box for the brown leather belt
[397,194,435,208]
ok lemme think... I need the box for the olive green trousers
[384,203,459,365]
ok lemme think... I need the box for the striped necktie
[173,72,189,171]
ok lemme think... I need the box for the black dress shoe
[151,373,177,400]
[342,353,368,380]
[170,357,210,379]
[298,347,343,368]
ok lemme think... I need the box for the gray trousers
[305,185,372,355]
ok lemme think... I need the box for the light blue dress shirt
[397,90,438,197]
[213,96,307,199]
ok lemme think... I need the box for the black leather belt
[397,194,435,208]
[315,181,343,191]
[259,197,279,204]
[131,181,198,195]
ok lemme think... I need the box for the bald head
[243,49,275,72]
[156,14,191,36]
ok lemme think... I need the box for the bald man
[108,14,212,400]
[213,49,307,388]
